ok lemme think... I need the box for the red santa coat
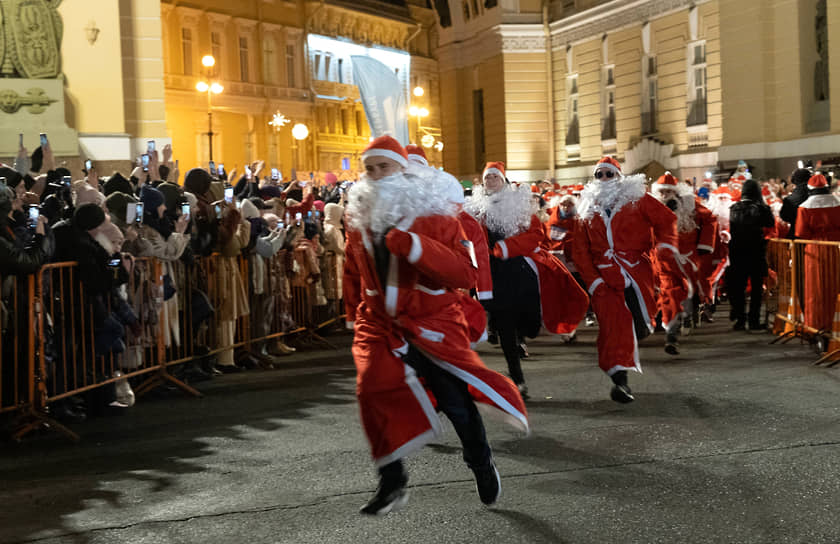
[457,211,493,344]
[680,201,718,304]
[574,186,680,375]
[490,215,588,335]
[795,194,840,332]
[344,215,528,467]
[543,208,579,272]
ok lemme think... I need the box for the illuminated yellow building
[435,0,840,182]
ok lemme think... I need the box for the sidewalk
[1,312,838,544]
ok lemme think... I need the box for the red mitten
[385,229,413,258]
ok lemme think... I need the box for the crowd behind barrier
[1,248,345,442]
[767,238,840,365]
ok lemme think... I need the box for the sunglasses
[594,170,616,180]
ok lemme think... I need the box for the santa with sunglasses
[572,157,682,403]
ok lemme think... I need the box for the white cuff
[588,278,604,296]
[345,321,355,330]
[497,240,509,260]
[407,232,423,264]
[477,290,494,301]
[697,244,714,253]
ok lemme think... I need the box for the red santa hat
[593,156,622,176]
[530,184,540,193]
[361,136,408,168]
[655,172,679,187]
[808,174,828,190]
[483,161,506,181]
[405,144,428,167]
[761,185,771,198]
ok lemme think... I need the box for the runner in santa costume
[572,157,681,403]
[795,174,840,334]
[650,173,717,350]
[466,162,588,397]
[407,143,493,346]
[344,136,528,516]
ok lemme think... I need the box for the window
[337,58,344,84]
[239,37,250,82]
[463,0,471,21]
[324,55,332,81]
[687,42,707,126]
[181,28,193,75]
[286,44,297,87]
[601,65,616,140]
[263,36,276,84]
[642,56,658,134]
[472,0,481,17]
[566,74,579,145]
[473,89,485,172]
[313,53,321,80]
[211,32,222,76]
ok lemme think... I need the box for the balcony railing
[687,98,707,127]
[164,74,310,101]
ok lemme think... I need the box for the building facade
[434,0,839,183]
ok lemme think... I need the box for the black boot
[360,462,409,516]
[609,370,634,404]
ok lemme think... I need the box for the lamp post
[196,55,223,161]
[291,123,309,179]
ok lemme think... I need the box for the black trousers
[495,312,525,385]
[379,345,492,482]
[727,257,766,326]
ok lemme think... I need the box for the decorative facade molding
[550,0,711,49]
[206,12,232,27]
[500,25,546,53]
[307,4,412,50]
[173,6,202,27]
[234,17,259,32]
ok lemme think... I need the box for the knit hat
[808,174,828,190]
[239,198,260,220]
[184,168,213,196]
[361,135,408,168]
[157,182,182,212]
[105,191,138,224]
[0,166,23,189]
[791,168,811,186]
[483,162,505,181]
[207,181,225,203]
[103,172,133,197]
[405,144,429,167]
[140,185,165,211]
[324,203,343,225]
[75,183,105,207]
[594,156,622,176]
[74,203,107,231]
[260,185,283,200]
[324,172,338,186]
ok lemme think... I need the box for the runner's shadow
[490,508,572,544]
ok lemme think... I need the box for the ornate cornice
[307,4,412,50]
[206,12,232,28]
[173,6,202,27]
[550,0,710,49]
[500,25,545,53]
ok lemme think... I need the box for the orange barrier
[1,243,346,441]
[767,238,840,366]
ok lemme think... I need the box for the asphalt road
[1,314,839,544]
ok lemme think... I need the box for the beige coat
[321,203,345,300]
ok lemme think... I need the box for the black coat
[780,183,810,239]
[729,198,775,262]
[0,224,49,276]
[485,227,541,338]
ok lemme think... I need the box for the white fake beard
[673,195,698,233]
[705,195,731,231]
[345,171,456,241]
[465,185,536,238]
[577,174,647,221]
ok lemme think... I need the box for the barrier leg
[132,366,204,399]
[10,406,80,443]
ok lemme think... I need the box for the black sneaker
[517,383,530,400]
[748,323,767,334]
[472,461,501,506]
[360,476,409,516]
[664,333,680,355]
[733,320,746,331]
[610,384,635,404]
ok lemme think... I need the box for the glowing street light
[292,123,309,140]
[196,81,209,92]
[413,86,425,97]
[197,54,222,160]
[210,82,224,94]
[421,134,435,148]
[202,54,216,67]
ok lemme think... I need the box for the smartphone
[271,168,279,181]
[28,206,39,229]
[224,186,234,203]
[147,140,155,153]
[62,175,72,187]
[40,133,48,147]
[181,202,190,219]
[217,164,225,176]
[141,154,150,171]
[295,212,302,225]
[307,211,312,219]
[209,160,216,173]
[135,202,144,224]
[277,221,284,230]
[108,257,122,267]
[84,159,92,171]
[315,210,320,220]
[245,165,252,180]
[126,202,137,224]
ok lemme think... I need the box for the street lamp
[291,123,309,177]
[409,105,429,143]
[413,86,425,98]
[196,54,223,161]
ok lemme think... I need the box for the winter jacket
[780,183,810,239]
[729,199,775,261]
[0,224,49,276]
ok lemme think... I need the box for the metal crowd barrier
[1,246,346,442]
[767,238,840,367]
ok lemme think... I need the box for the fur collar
[345,170,457,241]
[465,184,536,238]
[578,174,647,221]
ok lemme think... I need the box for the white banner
[351,56,408,146]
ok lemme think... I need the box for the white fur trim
[799,194,840,209]
[477,290,493,300]
[407,232,423,263]
[465,184,536,239]
[578,174,647,222]
[497,240,509,260]
[483,167,504,180]
[415,284,446,295]
[594,162,621,175]
[408,154,428,167]
[361,148,408,168]
[697,244,714,253]
[588,277,604,296]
